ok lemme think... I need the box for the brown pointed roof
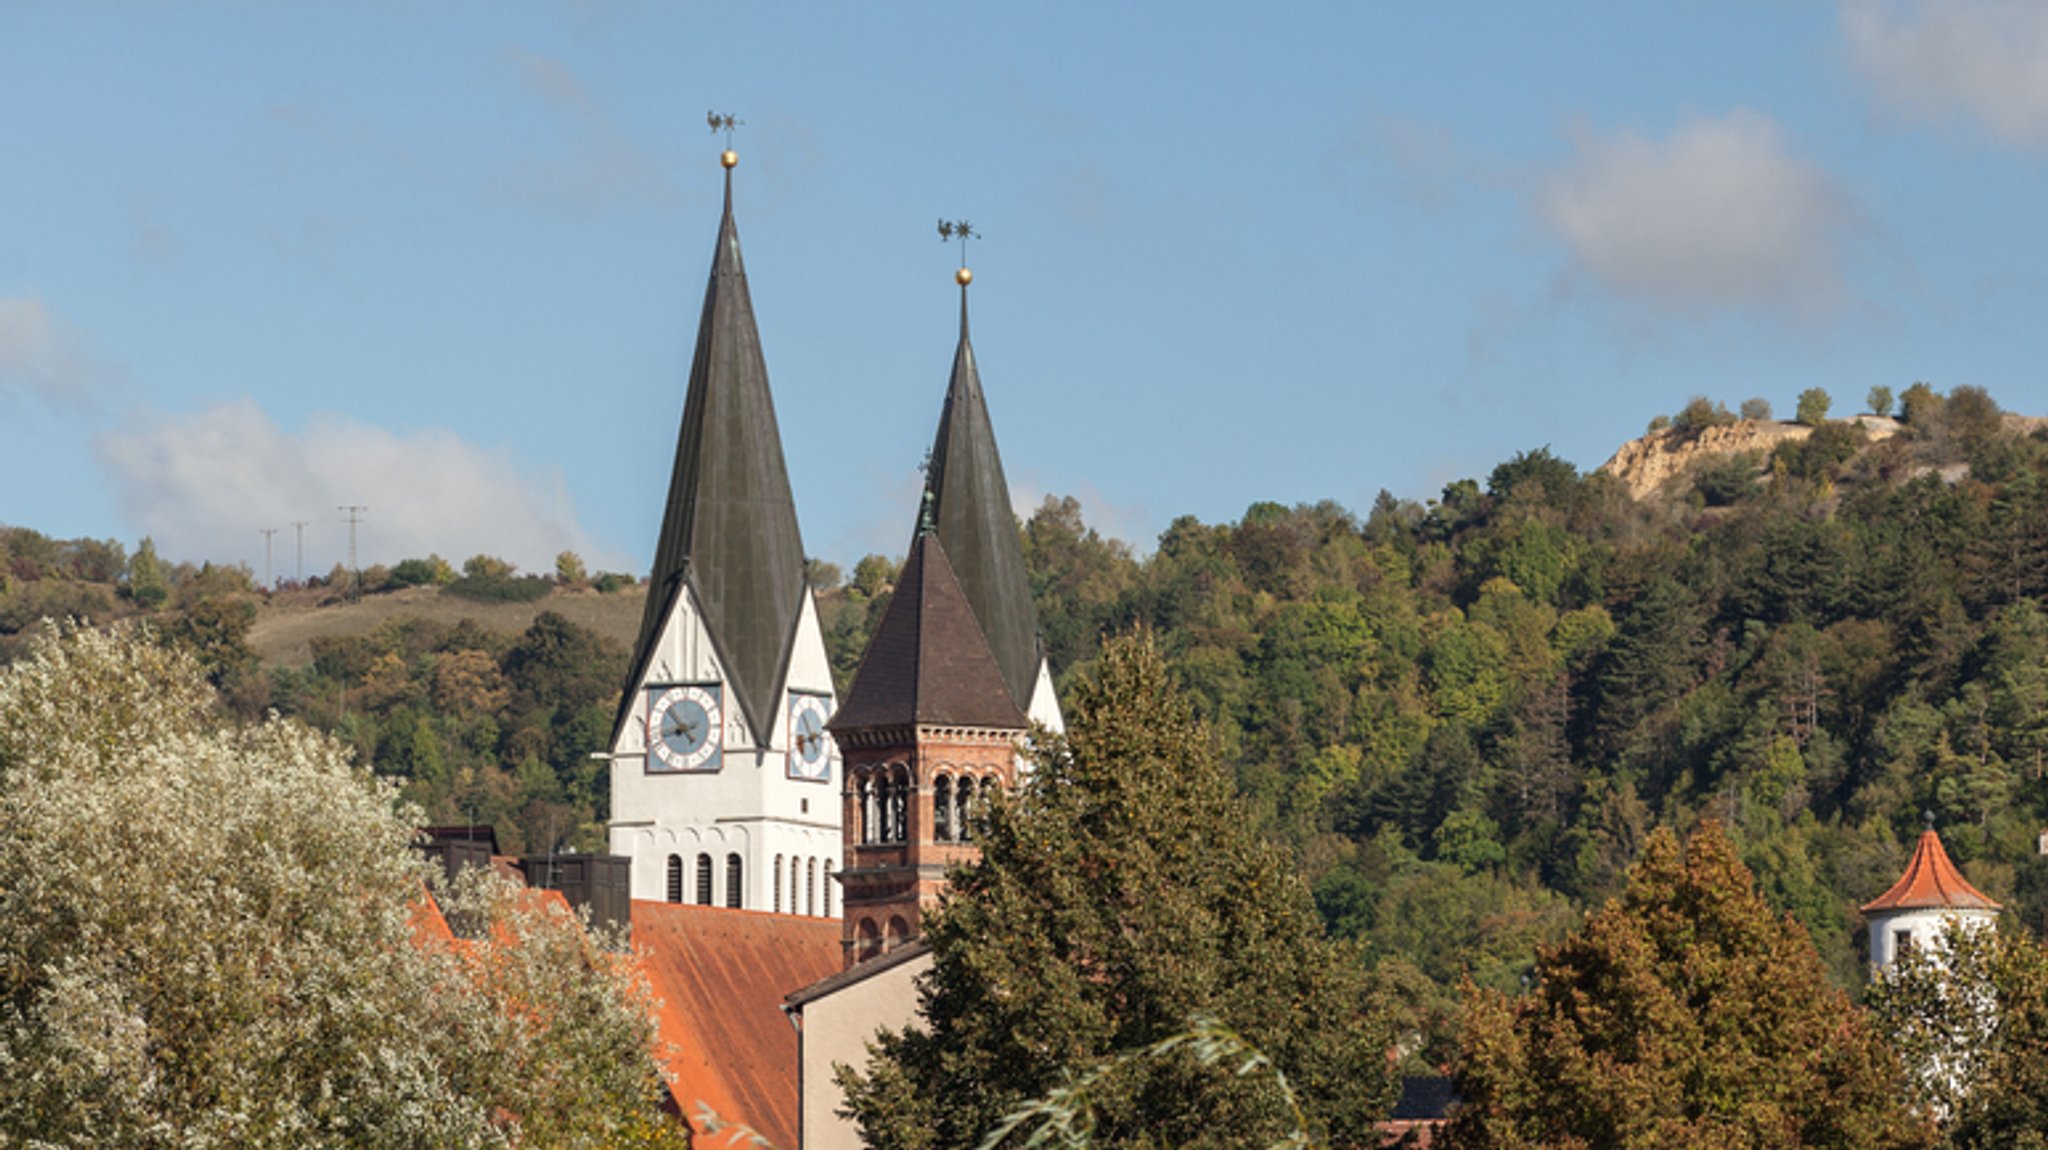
[828,527,1027,733]
[617,166,809,748]
[925,286,1044,712]
[1860,829,2002,913]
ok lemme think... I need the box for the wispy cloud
[0,295,120,409]
[1535,111,1858,320]
[500,46,680,216]
[1843,0,2048,152]
[95,399,614,574]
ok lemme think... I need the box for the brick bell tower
[826,496,1027,967]
[825,259,1059,969]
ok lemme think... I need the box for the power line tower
[338,505,367,601]
[259,527,278,589]
[290,521,309,583]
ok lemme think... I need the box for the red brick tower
[826,504,1027,968]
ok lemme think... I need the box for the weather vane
[707,110,743,144]
[708,110,743,168]
[939,219,978,284]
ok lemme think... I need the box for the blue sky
[5,2,2048,579]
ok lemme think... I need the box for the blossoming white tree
[0,624,685,1148]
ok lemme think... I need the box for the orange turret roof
[1860,829,2001,913]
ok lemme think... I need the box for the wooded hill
[6,381,2048,1063]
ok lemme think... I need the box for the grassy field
[246,584,648,667]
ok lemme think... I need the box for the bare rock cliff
[1599,417,1902,500]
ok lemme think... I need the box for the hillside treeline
[9,382,2048,1056]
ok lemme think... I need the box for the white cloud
[0,296,118,407]
[1843,0,2048,151]
[1535,112,1856,318]
[95,399,611,575]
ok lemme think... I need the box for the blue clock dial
[786,693,835,781]
[647,684,722,772]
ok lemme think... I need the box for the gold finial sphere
[955,266,973,286]
[721,149,739,169]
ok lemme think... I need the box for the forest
[6,381,2048,1063]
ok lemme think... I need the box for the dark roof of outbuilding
[618,167,809,748]
[925,287,1043,712]
[829,527,1027,733]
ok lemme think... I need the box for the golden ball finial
[721,149,739,169]
[955,266,973,286]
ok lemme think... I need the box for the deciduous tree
[1440,821,1932,1149]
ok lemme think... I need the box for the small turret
[1861,821,2000,975]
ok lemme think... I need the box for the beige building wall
[793,949,931,1150]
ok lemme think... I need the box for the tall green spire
[620,159,808,748]
[924,278,1043,711]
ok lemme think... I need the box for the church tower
[828,263,1058,967]
[607,147,842,914]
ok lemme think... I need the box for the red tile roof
[1860,829,2001,913]
[632,901,842,1149]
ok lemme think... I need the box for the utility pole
[259,527,278,590]
[338,505,367,601]
[291,521,309,583]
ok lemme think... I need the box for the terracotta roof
[829,530,1029,733]
[1861,829,2002,913]
[632,901,841,1148]
[618,163,809,749]
[925,286,1044,711]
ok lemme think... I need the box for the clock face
[787,692,836,782]
[647,684,722,772]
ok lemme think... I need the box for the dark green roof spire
[619,155,808,747]
[924,270,1043,710]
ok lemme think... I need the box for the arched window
[885,915,912,952]
[956,775,975,843]
[858,775,876,844]
[933,775,954,841]
[807,858,818,916]
[857,917,882,962]
[890,767,909,843]
[695,853,713,906]
[877,774,895,843]
[725,853,743,909]
[822,859,834,916]
[773,854,783,913]
[790,855,801,910]
[665,854,683,903]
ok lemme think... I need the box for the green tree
[128,535,168,610]
[1441,822,1932,1150]
[841,631,1396,1150]
[1741,397,1775,422]
[0,624,682,1148]
[554,550,589,586]
[1869,385,1896,418]
[1797,387,1834,427]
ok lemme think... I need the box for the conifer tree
[1441,821,1932,1150]
[840,631,1395,1150]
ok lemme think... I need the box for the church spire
[922,258,1043,712]
[619,145,808,748]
